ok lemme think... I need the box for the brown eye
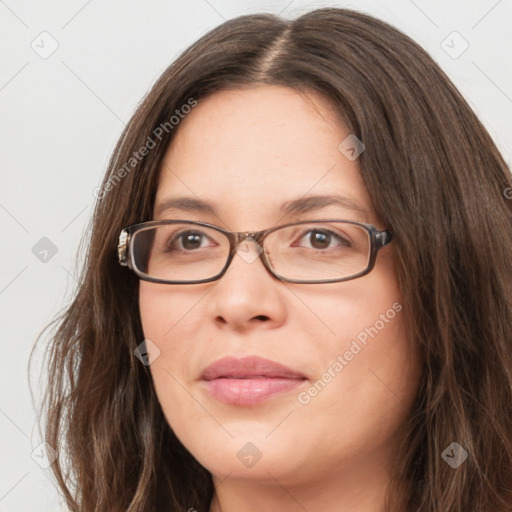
[168,231,210,251]
[295,229,351,250]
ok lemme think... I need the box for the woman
[32,7,512,512]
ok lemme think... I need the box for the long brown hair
[30,7,512,511]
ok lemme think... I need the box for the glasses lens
[265,221,371,281]
[132,223,230,282]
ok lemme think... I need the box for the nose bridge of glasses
[233,230,263,245]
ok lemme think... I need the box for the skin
[139,85,423,512]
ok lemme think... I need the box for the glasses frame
[117,219,393,285]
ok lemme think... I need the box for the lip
[200,356,308,406]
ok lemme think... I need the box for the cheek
[138,283,198,385]
[139,287,160,338]
[291,288,419,468]
[298,288,412,407]
[139,283,201,341]
[290,248,403,357]
[292,253,419,426]
[139,283,204,430]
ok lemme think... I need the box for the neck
[208,452,399,512]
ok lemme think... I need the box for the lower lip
[203,377,306,405]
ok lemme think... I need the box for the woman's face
[139,85,422,487]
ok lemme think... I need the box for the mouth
[200,356,308,406]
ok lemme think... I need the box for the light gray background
[1,1,511,510]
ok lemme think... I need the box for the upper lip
[200,356,307,380]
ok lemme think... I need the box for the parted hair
[30,7,512,512]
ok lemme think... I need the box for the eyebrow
[154,194,370,221]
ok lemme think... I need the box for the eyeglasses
[117,219,393,284]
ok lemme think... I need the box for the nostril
[253,315,269,321]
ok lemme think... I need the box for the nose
[206,237,287,332]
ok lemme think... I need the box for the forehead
[154,86,376,228]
